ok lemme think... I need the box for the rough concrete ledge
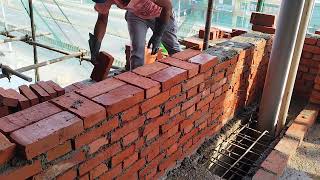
[253,104,319,179]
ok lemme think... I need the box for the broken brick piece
[46,80,65,96]
[10,111,83,160]
[37,81,58,98]
[30,84,51,102]
[0,132,15,165]
[19,85,39,106]
[91,52,114,82]
[115,72,161,98]
[51,92,106,129]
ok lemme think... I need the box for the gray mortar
[241,32,273,41]
[204,46,239,62]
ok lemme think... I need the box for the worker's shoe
[88,33,101,65]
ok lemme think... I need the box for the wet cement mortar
[165,105,259,180]
[281,120,320,180]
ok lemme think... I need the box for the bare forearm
[94,13,109,41]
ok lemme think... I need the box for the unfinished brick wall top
[0,32,272,180]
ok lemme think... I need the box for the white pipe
[276,0,316,135]
[257,0,306,135]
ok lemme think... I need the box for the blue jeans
[125,11,181,69]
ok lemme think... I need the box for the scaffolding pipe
[257,0,305,135]
[276,0,316,135]
[0,26,29,35]
[256,0,265,12]
[28,0,40,82]
[0,32,50,44]
[203,0,214,50]
[0,64,33,82]
[0,52,84,80]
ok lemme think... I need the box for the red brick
[6,89,29,110]
[72,82,90,89]
[133,62,169,77]
[160,133,180,151]
[285,122,308,143]
[79,174,89,180]
[252,170,277,180]
[182,74,205,91]
[186,105,196,117]
[252,25,275,34]
[116,72,161,98]
[250,12,275,27]
[305,37,318,45]
[75,117,118,148]
[159,57,199,78]
[90,163,108,179]
[180,37,203,50]
[0,132,15,165]
[150,66,188,91]
[99,164,122,179]
[123,130,139,146]
[56,168,77,180]
[88,136,109,155]
[189,53,218,72]
[0,160,42,179]
[10,111,83,159]
[118,158,146,180]
[261,150,289,176]
[93,84,144,115]
[167,143,178,156]
[79,142,121,175]
[46,80,65,96]
[0,88,18,107]
[37,81,58,98]
[141,139,160,160]
[187,86,198,99]
[141,91,170,113]
[52,92,106,128]
[139,153,165,178]
[159,148,182,171]
[0,102,62,134]
[122,105,140,122]
[47,140,72,161]
[197,93,214,110]
[274,136,299,158]
[172,49,201,61]
[77,78,126,99]
[165,94,186,111]
[146,128,159,141]
[30,84,51,102]
[182,94,201,111]
[112,145,135,166]
[123,152,138,169]
[0,106,9,118]
[199,27,219,40]
[38,151,86,179]
[111,116,145,142]
[146,107,161,119]
[144,114,170,135]
[64,84,79,93]
[161,114,184,132]
[18,85,39,106]
[91,51,114,82]
[170,84,182,97]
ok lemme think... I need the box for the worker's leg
[94,13,108,41]
[125,11,149,69]
[148,15,181,55]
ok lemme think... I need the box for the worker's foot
[88,33,101,65]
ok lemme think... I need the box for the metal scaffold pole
[203,0,214,50]
[28,0,40,82]
[256,0,264,12]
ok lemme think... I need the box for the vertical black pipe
[203,0,214,50]
[256,0,264,12]
[28,0,40,82]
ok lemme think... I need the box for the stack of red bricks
[0,32,272,179]
[251,12,276,34]
[294,34,320,100]
[0,80,65,118]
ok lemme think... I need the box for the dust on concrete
[281,121,320,180]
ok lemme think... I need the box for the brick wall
[294,34,320,100]
[0,32,272,179]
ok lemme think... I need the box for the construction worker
[89,0,181,69]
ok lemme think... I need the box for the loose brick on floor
[30,84,51,102]
[51,92,106,129]
[0,132,15,165]
[0,102,62,134]
[149,66,188,91]
[10,111,84,160]
[19,85,39,106]
[46,80,65,96]
[93,84,144,115]
[77,78,126,99]
[133,62,169,77]
[115,72,161,98]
